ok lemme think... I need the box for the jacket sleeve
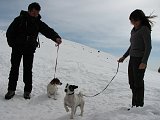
[123,46,131,58]
[39,21,61,42]
[158,67,160,73]
[6,17,20,47]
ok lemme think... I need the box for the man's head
[28,2,41,17]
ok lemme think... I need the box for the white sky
[0,0,160,70]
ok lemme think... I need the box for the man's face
[28,8,40,17]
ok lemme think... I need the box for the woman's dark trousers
[8,48,34,93]
[128,56,146,107]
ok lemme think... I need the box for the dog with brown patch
[47,78,62,100]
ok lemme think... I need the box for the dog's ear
[66,83,69,87]
[54,78,60,81]
[55,78,60,81]
[74,85,78,89]
[50,80,55,84]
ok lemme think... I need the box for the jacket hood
[20,10,41,19]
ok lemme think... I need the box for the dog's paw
[66,108,69,112]
[54,97,57,100]
[70,116,73,119]
[48,95,51,98]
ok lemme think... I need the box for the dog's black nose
[65,89,67,92]
[60,82,62,85]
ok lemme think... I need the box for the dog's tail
[78,91,84,97]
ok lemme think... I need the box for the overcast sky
[0,0,160,70]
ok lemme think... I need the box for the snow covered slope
[0,30,160,120]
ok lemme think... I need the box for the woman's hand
[158,67,160,73]
[118,57,125,63]
[139,63,147,69]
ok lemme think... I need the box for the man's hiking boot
[5,91,15,100]
[127,105,143,111]
[24,92,31,99]
[127,105,137,111]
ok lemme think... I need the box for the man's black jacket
[6,10,61,49]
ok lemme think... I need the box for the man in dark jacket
[5,2,62,100]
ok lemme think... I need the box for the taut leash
[53,44,119,97]
[84,62,120,97]
[54,45,59,78]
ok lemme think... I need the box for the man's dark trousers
[128,56,146,107]
[8,47,34,93]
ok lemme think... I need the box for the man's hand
[139,63,147,69]
[117,57,125,63]
[55,38,62,45]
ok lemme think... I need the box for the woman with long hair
[118,9,156,109]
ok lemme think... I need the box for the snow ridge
[0,30,160,120]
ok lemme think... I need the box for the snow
[0,30,160,120]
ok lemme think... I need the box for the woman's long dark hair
[129,9,157,31]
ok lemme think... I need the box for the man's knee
[135,80,144,90]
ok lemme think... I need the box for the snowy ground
[0,30,160,120]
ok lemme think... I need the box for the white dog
[64,83,85,119]
[47,78,62,100]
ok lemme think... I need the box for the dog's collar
[68,92,74,95]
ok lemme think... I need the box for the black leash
[53,45,120,97]
[84,62,120,97]
[54,45,59,78]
